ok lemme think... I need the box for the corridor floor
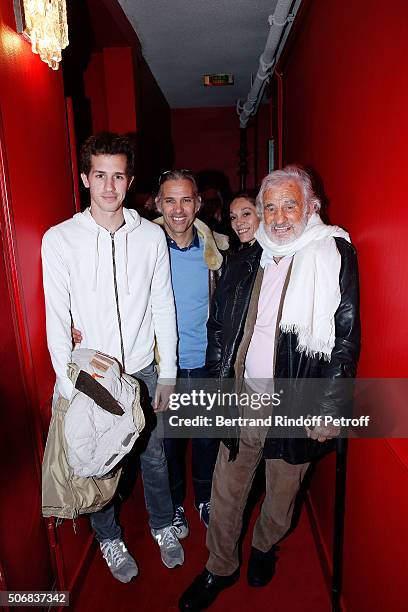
[73,457,331,612]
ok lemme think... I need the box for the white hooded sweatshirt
[42,207,177,400]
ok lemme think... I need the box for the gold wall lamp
[13,0,69,70]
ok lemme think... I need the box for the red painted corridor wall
[280,0,408,609]
[0,0,75,590]
[172,105,270,193]
[0,0,174,592]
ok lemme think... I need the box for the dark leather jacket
[206,238,361,464]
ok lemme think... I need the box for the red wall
[172,105,270,193]
[0,0,75,590]
[1,0,173,595]
[84,47,137,134]
[0,15,74,407]
[83,51,109,133]
[280,0,408,609]
[81,0,173,191]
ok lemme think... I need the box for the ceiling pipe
[237,0,302,128]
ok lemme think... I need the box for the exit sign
[203,74,234,87]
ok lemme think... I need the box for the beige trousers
[206,425,309,576]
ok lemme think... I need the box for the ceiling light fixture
[13,0,69,70]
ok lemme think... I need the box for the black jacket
[206,238,361,464]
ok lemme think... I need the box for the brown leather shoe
[179,568,239,610]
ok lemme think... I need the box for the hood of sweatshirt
[73,206,141,233]
[72,207,142,294]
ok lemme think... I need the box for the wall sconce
[13,0,69,70]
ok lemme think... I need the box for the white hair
[256,165,321,217]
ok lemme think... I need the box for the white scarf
[255,213,350,360]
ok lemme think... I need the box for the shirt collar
[110,220,126,236]
[166,227,200,251]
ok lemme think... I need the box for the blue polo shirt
[167,231,208,369]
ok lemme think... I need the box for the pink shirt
[244,256,292,384]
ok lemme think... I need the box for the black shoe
[179,568,239,610]
[247,545,279,587]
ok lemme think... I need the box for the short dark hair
[230,191,257,208]
[156,169,199,201]
[80,132,135,177]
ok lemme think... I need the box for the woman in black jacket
[206,193,263,380]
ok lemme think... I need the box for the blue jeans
[91,362,174,541]
[164,367,220,508]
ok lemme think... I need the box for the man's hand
[305,423,341,443]
[153,383,175,413]
[72,326,83,346]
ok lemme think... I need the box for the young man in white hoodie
[41,132,184,582]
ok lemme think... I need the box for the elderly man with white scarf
[179,165,361,611]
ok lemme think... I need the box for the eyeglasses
[158,169,195,187]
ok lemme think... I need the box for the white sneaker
[151,525,184,568]
[172,505,189,539]
[100,538,138,583]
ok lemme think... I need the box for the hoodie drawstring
[92,227,129,295]
[124,232,130,295]
[93,228,100,291]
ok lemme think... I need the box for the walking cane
[332,437,348,611]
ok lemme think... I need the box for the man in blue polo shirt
[154,169,228,539]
